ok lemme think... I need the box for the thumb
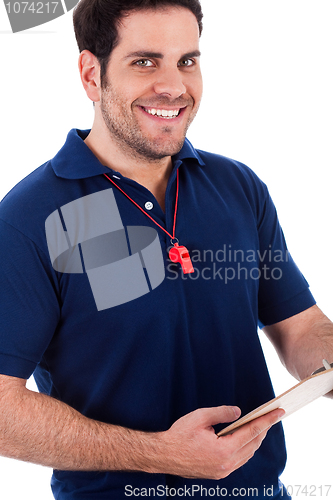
[200,405,241,428]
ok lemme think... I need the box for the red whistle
[169,243,194,274]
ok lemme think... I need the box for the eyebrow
[124,50,201,60]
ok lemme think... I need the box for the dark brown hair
[73,0,203,83]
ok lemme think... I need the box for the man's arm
[263,304,333,395]
[0,374,283,479]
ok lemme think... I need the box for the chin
[125,129,187,160]
[149,136,186,156]
[147,144,184,160]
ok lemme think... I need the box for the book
[217,360,333,437]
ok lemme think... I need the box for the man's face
[99,7,203,161]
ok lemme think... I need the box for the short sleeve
[0,219,60,379]
[257,189,316,327]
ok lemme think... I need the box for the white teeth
[144,108,180,118]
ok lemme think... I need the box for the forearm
[0,377,162,472]
[285,319,333,381]
[264,305,333,384]
[0,375,284,480]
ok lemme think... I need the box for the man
[0,0,332,498]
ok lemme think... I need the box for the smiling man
[0,1,333,499]
[81,5,203,210]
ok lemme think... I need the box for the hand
[158,405,285,479]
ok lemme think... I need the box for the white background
[0,1,332,498]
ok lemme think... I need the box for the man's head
[73,0,203,85]
[74,0,203,162]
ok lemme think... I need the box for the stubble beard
[100,83,197,162]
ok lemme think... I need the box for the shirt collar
[173,137,205,167]
[51,128,205,180]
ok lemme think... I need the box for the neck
[84,120,173,212]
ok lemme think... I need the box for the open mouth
[141,107,182,119]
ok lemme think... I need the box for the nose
[153,66,187,99]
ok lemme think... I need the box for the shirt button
[145,202,154,210]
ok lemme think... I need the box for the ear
[78,50,101,102]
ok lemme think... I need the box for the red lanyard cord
[103,170,179,243]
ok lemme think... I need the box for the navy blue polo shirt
[0,129,315,499]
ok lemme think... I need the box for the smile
[141,107,181,119]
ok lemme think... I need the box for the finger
[220,424,273,477]
[222,444,264,477]
[230,408,285,448]
[199,405,241,428]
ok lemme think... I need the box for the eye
[135,59,154,67]
[178,58,195,67]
